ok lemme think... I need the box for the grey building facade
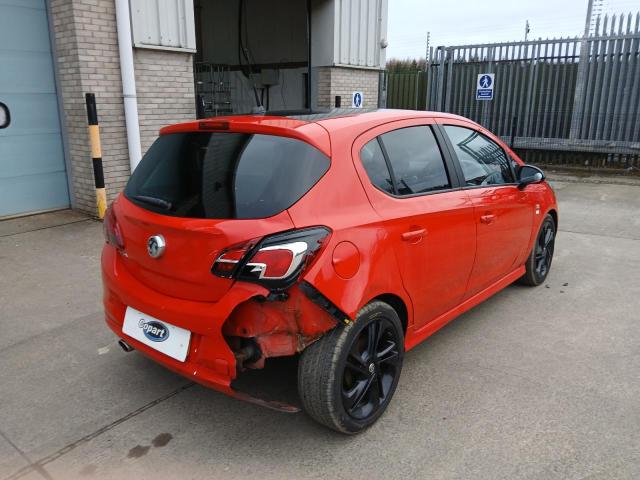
[0,0,388,217]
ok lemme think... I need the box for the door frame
[434,117,534,294]
[45,0,74,209]
[432,118,520,190]
[351,117,466,200]
[350,117,478,328]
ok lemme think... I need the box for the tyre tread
[297,301,402,434]
[519,214,556,286]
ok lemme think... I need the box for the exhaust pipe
[118,339,134,352]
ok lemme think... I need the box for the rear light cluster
[103,205,125,251]
[212,227,331,290]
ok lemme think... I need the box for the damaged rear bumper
[102,246,337,411]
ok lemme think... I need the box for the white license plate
[122,307,191,362]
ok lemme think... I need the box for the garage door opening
[193,0,311,117]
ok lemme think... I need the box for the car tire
[297,300,404,434]
[519,214,556,286]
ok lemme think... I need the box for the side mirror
[0,102,10,129]
[517,164,545,190]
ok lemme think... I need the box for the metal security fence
[390,13,640,169]
[385,71,427,109]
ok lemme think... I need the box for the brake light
[103,204,125,251]
[199,120,230,130]
[211,244,254,278]
[249,246,296,278]
[212,227,331,290]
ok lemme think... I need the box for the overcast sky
[387,0,640,60]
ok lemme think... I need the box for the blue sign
[479,75,492,88]
[352,91,363,108]
[476,73,495,101]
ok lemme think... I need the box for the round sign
[479,75,493,88]
[353,92,362,108]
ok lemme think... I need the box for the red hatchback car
[102,109,558,433]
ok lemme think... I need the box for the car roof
[159,109,476,157]
[165,109,471,132]
[285,109,474,133]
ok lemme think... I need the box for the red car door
[352,119,476,328]
[438,120,534,297]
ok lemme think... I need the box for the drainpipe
[115,0,142,172]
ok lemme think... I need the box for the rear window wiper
[133,195,172,210]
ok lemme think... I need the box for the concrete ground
[1,178,639,480]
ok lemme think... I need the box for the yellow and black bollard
[85,93,107,219]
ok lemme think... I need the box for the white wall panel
[130,0,385,65]
[131,0,196,51]
[333,0,386,68]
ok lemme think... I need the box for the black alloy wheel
[342,317,401,420]
[298,301,404,434]
[520,214,556,286]
[535,218,555,278]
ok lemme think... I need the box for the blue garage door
[0,0,69,218]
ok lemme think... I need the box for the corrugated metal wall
[131,0,196,51]
[334,0,386,68]
[131,0,387,67]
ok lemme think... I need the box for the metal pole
[570,0,596,139]
[583,0,595,37]
[422,32,430,111]
[85,93,107,219]
[415,70,420,109]
[435,47,445,111]
[426,32,431,61]
[306,0,312,110]
[481,46,494,127]
[115,0,142,172]
[425,46,434,110]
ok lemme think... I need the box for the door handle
[480,214,496,224]
[401,228,426,242]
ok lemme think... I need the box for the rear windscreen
[124,132,330,219]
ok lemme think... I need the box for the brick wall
[49,0,127,212]
[316,67,380,109]
[49,0,195,214]
[134,49,195,154]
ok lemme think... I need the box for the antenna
[426,32,431,62]
[584,0,605,37]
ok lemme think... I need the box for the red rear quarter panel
[290,110,557,330]
[287,119,413,326]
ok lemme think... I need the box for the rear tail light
[212,227,331,290]
[103,204,125,251]
[211,244,255,277]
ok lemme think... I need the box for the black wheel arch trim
[299,281,352,325]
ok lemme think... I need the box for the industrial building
[0,0,389,217]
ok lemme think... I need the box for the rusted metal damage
[223,284,338,370]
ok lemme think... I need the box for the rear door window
[360,139,395,195]
[125,132,330,219]
[379,126,450,195]
[443,125,515,186]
